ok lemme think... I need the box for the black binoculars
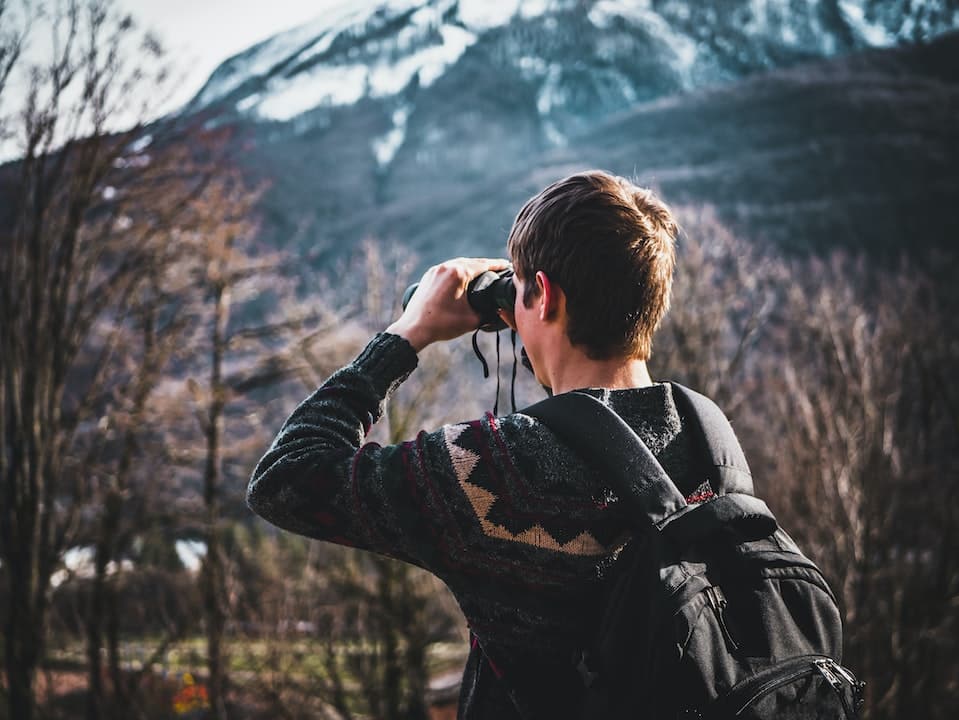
[402,267,516,332]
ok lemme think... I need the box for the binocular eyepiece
[402,267,516,332]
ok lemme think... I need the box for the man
[248,170,702,718]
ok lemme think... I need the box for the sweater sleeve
[247,332,471,573]
[248,332,622,583]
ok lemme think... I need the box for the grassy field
[45,635,468,680]
[34,636,468,718]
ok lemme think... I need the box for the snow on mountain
[257,23,474,121]
[186,0,959,178]
[839,0,895,45]
[192,0,572,121]
[372,104,411,167]
[588,1,700,87]
[193,0,959,120]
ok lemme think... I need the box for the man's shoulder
[503,382,701,496]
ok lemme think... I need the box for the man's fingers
[484,258,512,271]
[458,257,511,276]
[426,258,511,297]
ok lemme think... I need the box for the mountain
[180,0,959,264]
[355,29,959,260]
[192,0,959,128]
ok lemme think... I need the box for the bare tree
[80,263,198,720]
[651,206,778,411]
[746,251,959,720]
[167,169,343,719]
[0,2,247,718]
[0,2,166,715]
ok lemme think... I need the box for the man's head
[507,170,678,361]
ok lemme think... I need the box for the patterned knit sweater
[247,332,701,719]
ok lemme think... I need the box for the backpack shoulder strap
[522,391,687,527]
[668,383,754,495]
[523,388,777,542]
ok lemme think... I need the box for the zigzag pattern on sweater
[444,421,613,557]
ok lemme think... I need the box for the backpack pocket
[669,555,855,718]
[698,655,865,719]
[673,580,746,702]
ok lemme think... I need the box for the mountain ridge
[209,29,956,266]
[165,2,959,269]
[192,0,959,127]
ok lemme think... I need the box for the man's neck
[521,285,655,394]
[545,350,653,395]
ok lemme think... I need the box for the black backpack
[524,383,865,719]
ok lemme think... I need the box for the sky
[0,0,338,159]
[119,0,336,114]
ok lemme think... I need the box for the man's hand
[386,257,510,352]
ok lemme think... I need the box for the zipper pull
[814,658,843,693]
[706,586,739,652]
[829,660,859,687]
[820,658,867,711]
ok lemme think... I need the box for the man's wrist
[352,333,419,398]
[385,319,430,353]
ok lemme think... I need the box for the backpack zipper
[830,660,866,709]
[814,658,843,692]
[731,661,818,715]
[712,656,857,718]
[814,658,859,717]
[705,586,739,652]
[828,659,864,695]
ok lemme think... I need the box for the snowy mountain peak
[192,0,572,120]
[192,0,959,125]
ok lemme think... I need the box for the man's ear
[535,271,562,321]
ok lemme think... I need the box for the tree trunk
[203,279,229,720]
[85,557,106,720]
[4,645,36,720]
[4,554,40,720]
[402,596,429,720]
[87,488,122,720]
[2,436,48,720]
[380,567,402,720]
[107,578,123,713]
